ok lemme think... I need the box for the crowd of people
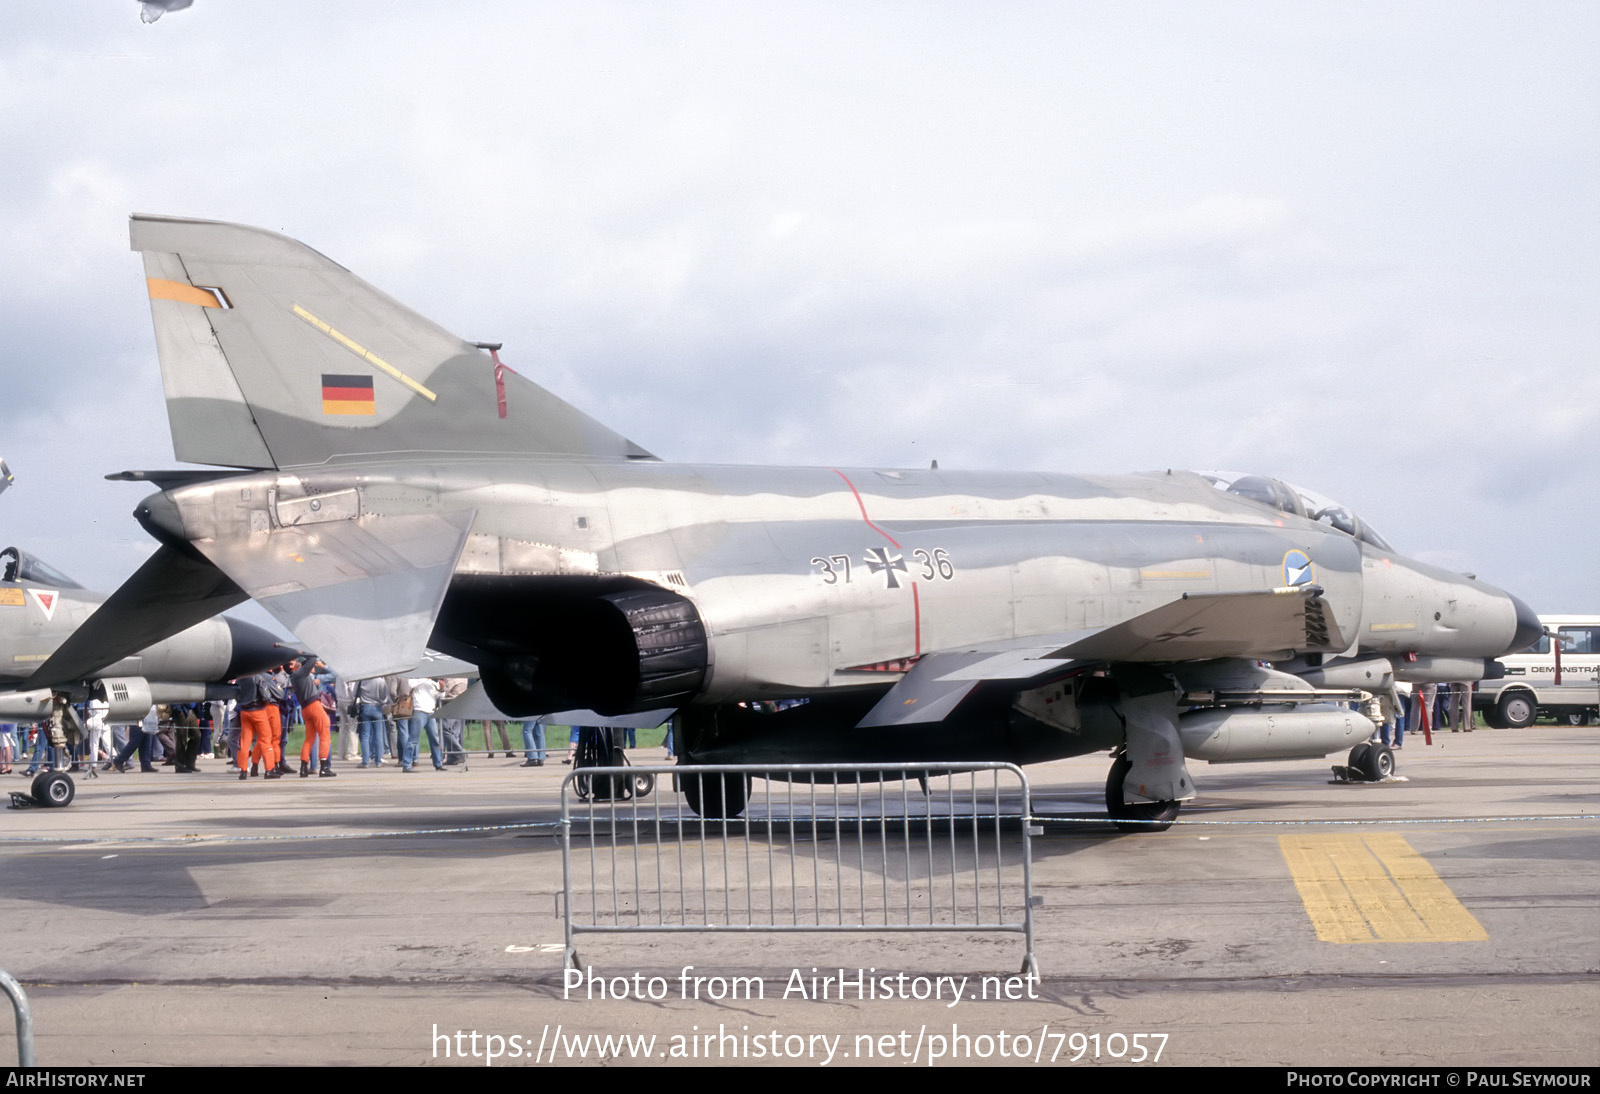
[0,660,612,779]
[1374,680,1476,750]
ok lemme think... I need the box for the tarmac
[1,725,1595,1067]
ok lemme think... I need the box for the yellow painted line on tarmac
[1279,833,1488,943]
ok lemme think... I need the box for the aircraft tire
[1104,756,1180,833]
[32,771,74,808]
[1347,743,1372,774]
[1495,692,1536,730]
[1359,744,1395,782]
[681,771,749,819]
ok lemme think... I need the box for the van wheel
[1495,692,1536,729]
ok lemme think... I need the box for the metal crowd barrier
[1,969,33,1067]
[559,762,1038,976]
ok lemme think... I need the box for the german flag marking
[322,373,375,416]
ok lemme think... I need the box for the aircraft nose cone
[1506,594,1542,656]
[224,616,302,676]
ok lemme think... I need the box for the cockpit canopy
[0,547,84,589]
[1199,472,1394,552]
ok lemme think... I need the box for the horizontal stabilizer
[196,510,476,680]
[131,214,654,470]
[25,546,247,689]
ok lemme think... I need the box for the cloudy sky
[2,2,1596,619]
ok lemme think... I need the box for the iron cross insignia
[864,547,908,589]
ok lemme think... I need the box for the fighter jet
[30,215,1540,824]
[0,543,285,716]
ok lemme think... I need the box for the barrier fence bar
[1,969,34,1067]
[559,762,1036,977]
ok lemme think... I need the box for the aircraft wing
[1055,584,1344,661]
[25,545,249,689]
[857,585,1341,727]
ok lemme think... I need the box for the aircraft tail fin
[130,215,654,470]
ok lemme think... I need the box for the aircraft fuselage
[135,459,1529,719]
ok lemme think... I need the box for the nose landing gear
[1338,741,1395,783]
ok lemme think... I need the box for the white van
[1474,614,1600,727]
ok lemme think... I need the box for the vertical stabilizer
[130,215,654,470]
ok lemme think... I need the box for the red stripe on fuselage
[831,468,920,655]
[830,469,900,548]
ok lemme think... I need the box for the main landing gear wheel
[31,770,75,808]
[1104,755,1180,833]
[681,771,749,819]
[1495,692,1536,730]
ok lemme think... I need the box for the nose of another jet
[225,616,304,676]
[1505,594,1543,656]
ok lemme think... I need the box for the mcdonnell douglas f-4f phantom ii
[0,463,288,806]
[29,215,1540,824]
